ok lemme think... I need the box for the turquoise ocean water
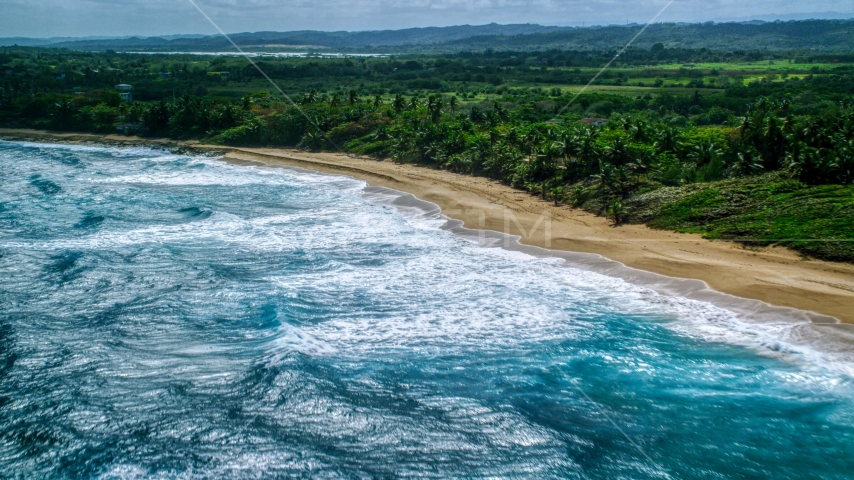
[0,141,852,478]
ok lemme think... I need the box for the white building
[115,84,133,103]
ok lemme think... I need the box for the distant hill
[16,20,854,53]
[439,20,854,52]
[45,24,565,52]
[0,36,128,47]
[725,11,854,22]
[0,34,213,48]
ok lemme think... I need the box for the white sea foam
[6,140,852,378]
[102,170,287,187]
[265,325,337,363]
[92,157,368,194]
[1,139,171,158]
[355,177,854,378]
[106,159,846,379]
[96,464,149,480]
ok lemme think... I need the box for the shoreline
[3,128,854,326]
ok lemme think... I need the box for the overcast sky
[1,0,852,38]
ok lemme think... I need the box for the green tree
[392,94,405,112]
[607,198,626,225]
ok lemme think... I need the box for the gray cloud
[0,0,851,37]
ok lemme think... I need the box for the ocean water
[0,141,852,479]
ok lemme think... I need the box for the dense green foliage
[2,45,852,261]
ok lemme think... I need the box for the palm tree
[519,129,543,156]
[762,115,786,169]
[728,149,764,177]
[142,100,172,134]
[800,119,825,147]
[620,117,633,132]
[492,101,506,120]
[786,145,838,184]
[392,94,405,112]
[329,93,341,108]
[444,153,472,174]
[577,129,601,171]
[592,161,617,205]
[654,126,681,154]
[298,130,325,151]
[468,134,492,175]
[627,150,655,181]
[469,106,484,124]
[781,115,796,136]
[531,143,561,200]
[607,198,626,225]
[737,115,754,137]
[628,120,647,142]
[214,104,239,131]
[373,94,383,108]
[555,133,579,162]
[52,99,75,129]
[550,185,565,206]
[687,140,722,166]
[604,137,631,167]
[171,94,204,134]
[371,124,390,142]
[483,142,520,179]
[448,96,458,113]
[390,134,411,164]
[440,126,464,157]
[301,90,317,104]
[833,134,854,184]
[784,141,807,176]
[570,185,585,206]
[753,97,771,114]
[348,90,358,106]
[427,95,443,123]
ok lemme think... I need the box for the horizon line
[3,15,854,42]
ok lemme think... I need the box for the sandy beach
[3,128,854,324]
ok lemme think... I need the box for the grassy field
[652,61,845,71]
[624,173,854,262]
[203,75,732,102]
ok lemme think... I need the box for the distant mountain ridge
[13,24,565,51]
[442,20,854,52]
[0,36,125,47]
[0,34,213,48]
[6,20,854,52]
[723,11,854,22]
